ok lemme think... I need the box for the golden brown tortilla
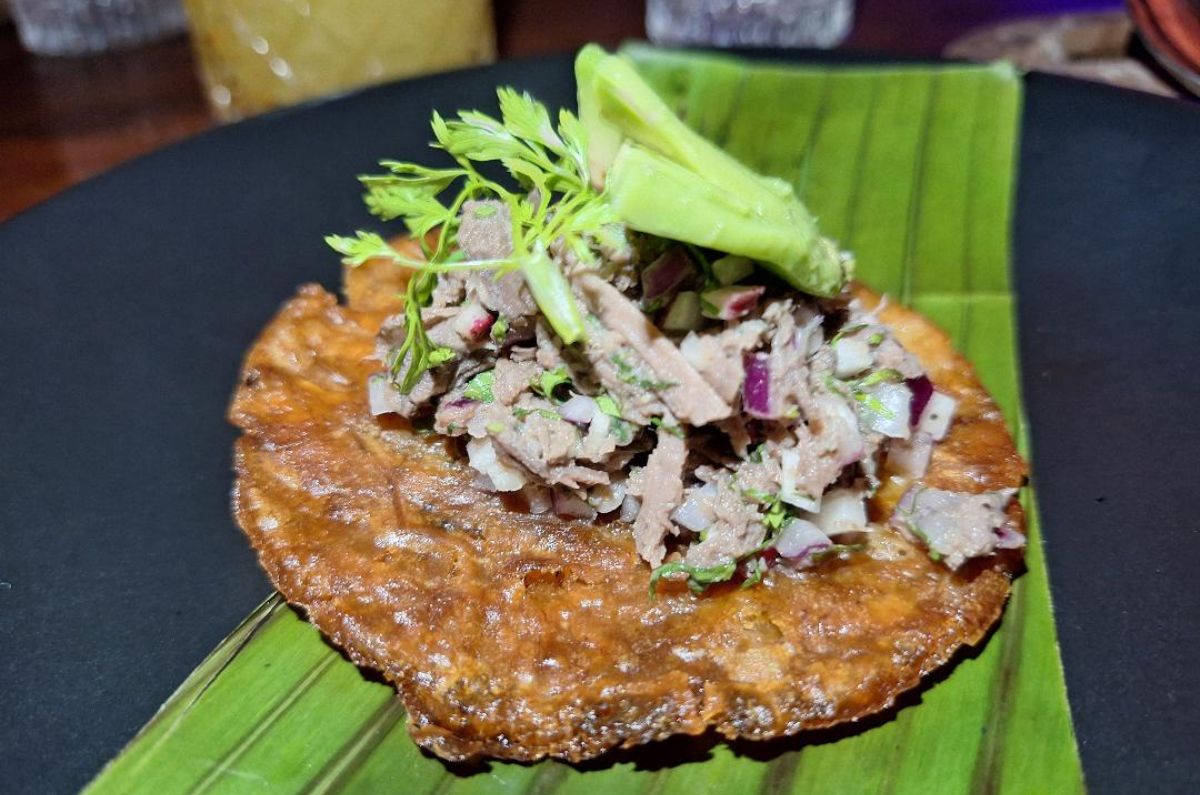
[228,253,1027,762]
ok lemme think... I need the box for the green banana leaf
[86,47,1083,795]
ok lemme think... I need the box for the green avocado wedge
[578,44,848,297]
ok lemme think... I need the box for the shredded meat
[631,429,688,566]
[575,272,731,425]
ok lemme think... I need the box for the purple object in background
[8,0,187,56]
[647,0,854,48]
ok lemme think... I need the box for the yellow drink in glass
[184,0,495,120]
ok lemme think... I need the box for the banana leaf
[85,47,1083,794]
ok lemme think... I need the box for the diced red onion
[641,247,693,303]
[774,518,832,559]
[662,291,702,331]
[452,301,494,341]
[554,490,597,520]
[368,374,407,416]
[558,394,598,425]
[861,383,912,438]
[906,375,934,426]
[812,488,867,537]
[701,285,765,320]
[917,391,957,441]
[995,525,1026,550]
[834,338,872,378]
[887,431,933,479]
[742,352,775,418]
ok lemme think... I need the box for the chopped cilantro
[810,542,868,564]
[327,85,610,391]
[649,560,738,596]
[650,417,684,438]
[867,332,884,346]
[595,394,622,418]
[854,368,903,388]
[741,556,769,588]
[533,366,572,401]
[610,418,634,444]
[612,353,677,391]
[513,407,560,421]
[830,323,867,345]
[762,498,789,531]
[463,370,495,402]
[485,421,507,434]
[428,348,456,365]
[490,315,509,342]
[853,390,894,419]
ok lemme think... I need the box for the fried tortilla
[229,254,1027,762]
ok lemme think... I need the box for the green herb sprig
[327,88,619,393]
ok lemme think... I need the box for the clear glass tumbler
[8,0,188,56]
[184,0,496,121]
[647,0,853,49]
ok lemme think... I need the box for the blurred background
[1,0,1195,222]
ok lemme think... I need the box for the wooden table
[0,0,1122,222]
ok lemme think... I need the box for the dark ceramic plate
[1,53,1198,794]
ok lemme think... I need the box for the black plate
[1,53,1198,794]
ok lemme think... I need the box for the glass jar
[184,0,496,120]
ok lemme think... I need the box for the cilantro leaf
[490,315,509,342]
[329,85,619,394]
[463,370,495,402]
[533,366,572,401]
[594,394,622,418]
[649,560,738,596]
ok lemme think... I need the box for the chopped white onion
[671,499,709,533]
[451,301,493,341]
[558,394,597,425]
[367,374,406,416]
[779,448,822,512]
[811,488,867,537]
[995,525,1026,550]
[823,394,866,466]
[774,518,832,559]
[834,338,872,378]
[588,481,626,514]
[671,484,716,532]
[523,484,554,514]
[620,494,641,523]
[887,431,933,478]
[794,315,825,356]
[861,383,912,438]
[917,391,957,441]
[466,438,526,492]
[587,408,611,439]
[555,490,597,520]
